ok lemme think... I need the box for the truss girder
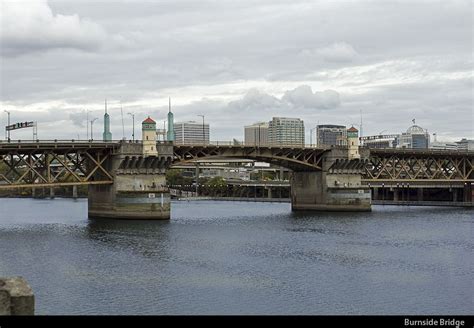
[364,152,474,181]
[0,148,114,189]
[173,145,327,171]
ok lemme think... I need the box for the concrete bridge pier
[72,185,78,199]
[88,142,173,220]
[290,149,371,212]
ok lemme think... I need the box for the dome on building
[407,125,425,134]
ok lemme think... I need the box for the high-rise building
[102,99,112,141]
[244,122,269,146]
[268,117,304,146]
[174,121,210,145]
[316,124,347,147]
[398,123,430,149]
[142,116,157,156]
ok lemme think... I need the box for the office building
[398,123,430,149]
[268,117,304,146]
[174,121,210,145]
[316,124,347,147]
[244,122,269,146]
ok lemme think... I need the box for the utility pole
[90,117,98,140]
[4,110,10,141]
[120,101,125,140]
[128,112,135,141]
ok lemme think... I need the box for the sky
[0,0,472,142]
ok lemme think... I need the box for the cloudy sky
[0,0,472,142]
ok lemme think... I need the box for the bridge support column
[372,187,378,200]
[88,173,170,220]
[417,188,424,202]
[88,144,173,220]
[72,185,78,199]
[464,183,472,202]
[452,188,458,202]
[290,172,371,212]
[267,187,273,199]
[393,189,399,201]
[49,187,55,199]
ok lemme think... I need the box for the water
[0,198,472,315]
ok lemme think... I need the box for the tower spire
[105,99,107,114]
[169,97,171,113]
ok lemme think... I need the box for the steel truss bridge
[0,141,117,189]
[0,140,473,189]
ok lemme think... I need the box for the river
[0,198,472,314]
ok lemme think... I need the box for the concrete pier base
[0,277,34,315]
[290,171,371,212]
[88,174,170,220]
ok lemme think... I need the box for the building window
[146,136,149,140]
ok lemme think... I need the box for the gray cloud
[282,85,340,109]
[0,0,111,57]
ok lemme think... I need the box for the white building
[397,124,430,149]
[268,117,304,146]
[456,138,474,151]
[244,122,269,146]
[174,121,210,145]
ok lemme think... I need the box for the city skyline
[1,0,472,142]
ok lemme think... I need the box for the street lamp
[128,112,135,141]
[85,109,89,140]
[197,115,205,145]
[90,117,98,140]
[4,110,10,141]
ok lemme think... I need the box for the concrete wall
[0,277,34,315]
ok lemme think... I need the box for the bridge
[0,140,472,219]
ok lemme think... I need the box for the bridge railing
[173,140,330,149]
[0,139,125,144]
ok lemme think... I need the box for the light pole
[4,110,10,141]
[90,118,98,140]
[197,114,205,144]
[128,112,135,141]
[86,109,89,140]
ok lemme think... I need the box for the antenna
[169,96,171,113]
[120,100,125,139]
[105,99,107,114]
[360,109,363,137]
